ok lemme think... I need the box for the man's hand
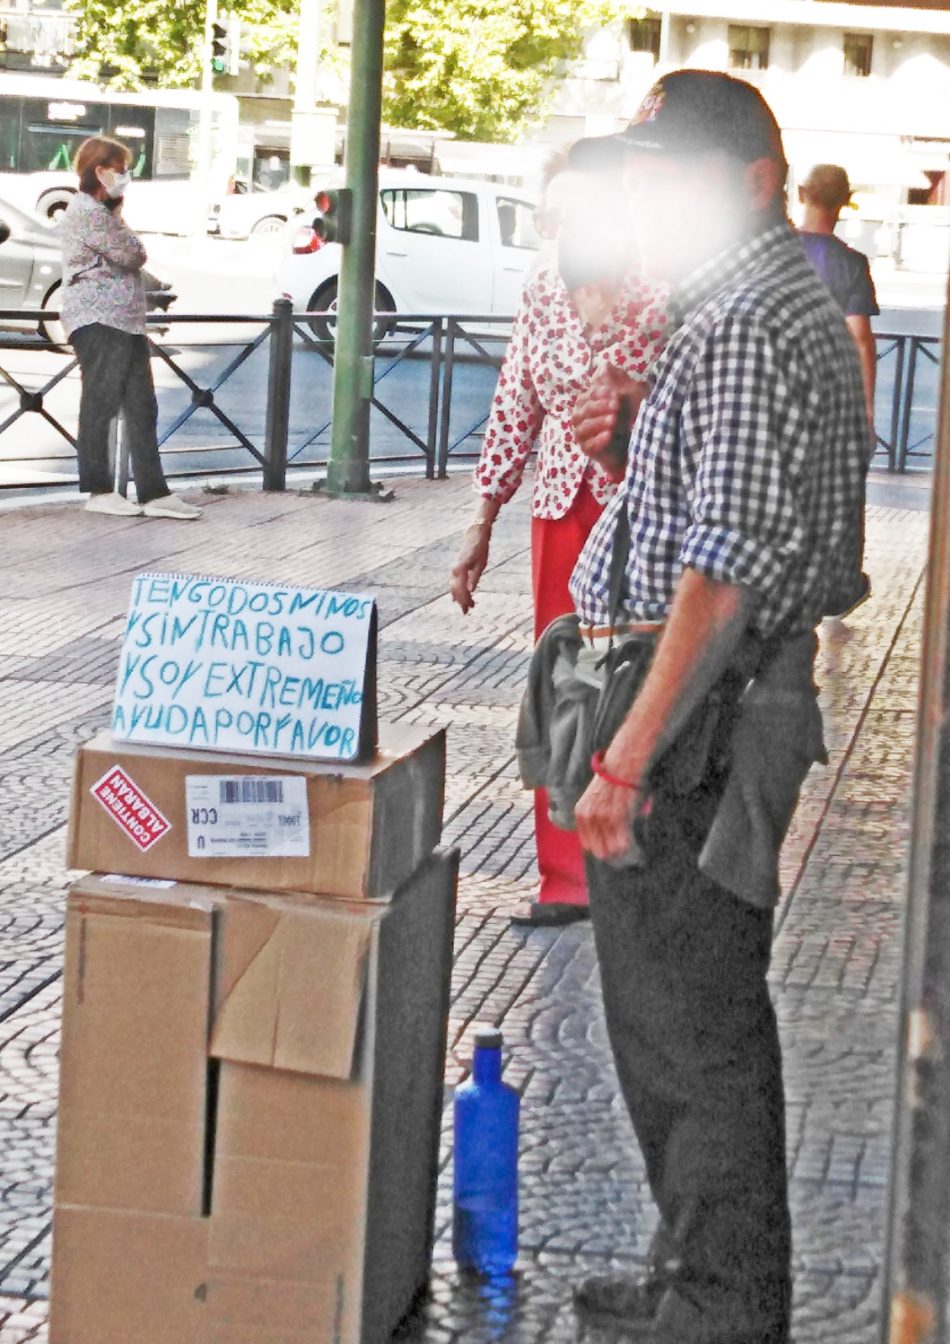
[449,522,492,614]
[575,773,646,862]
[573,367,649,473]
[576,571,753,864]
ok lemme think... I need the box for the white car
[208,183,313,240]
[275,169,540,340]
[0,195,64,341]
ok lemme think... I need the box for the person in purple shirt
[798,164,879,429]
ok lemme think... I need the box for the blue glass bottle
[453,1026,519,1275]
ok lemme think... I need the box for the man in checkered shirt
[564,72,871,1342]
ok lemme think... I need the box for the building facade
[548,1,950,264]
[0,0,76,74]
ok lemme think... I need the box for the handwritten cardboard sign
[111,573,378,762]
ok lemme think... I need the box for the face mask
[100,169,131,199]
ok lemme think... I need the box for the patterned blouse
[473,264,671,521]
[60,192,148,340]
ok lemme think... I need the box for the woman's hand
[573,367,649,476]
[449,521,492,614]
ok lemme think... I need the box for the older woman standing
[449,155,670,925]
[61,136,201,519]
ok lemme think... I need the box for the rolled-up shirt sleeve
[678,313,809,604]
[473,297,544,506]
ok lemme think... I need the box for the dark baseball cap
[569,69,786,169]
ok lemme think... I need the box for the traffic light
[211,20,227,73]
[313,188,353,245]
[211,15,241,75]
[210,17,230,74]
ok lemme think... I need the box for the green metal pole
[324,0,385,495]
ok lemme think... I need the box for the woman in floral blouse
[449,153,670,925]
[61,136,201,519]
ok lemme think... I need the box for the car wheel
[36,190,74,223]
[38,281,67,346]
[306,281,396,345]
[251,215,287,238]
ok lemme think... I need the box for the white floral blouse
[60,192,148,340]
[473,264,671,520]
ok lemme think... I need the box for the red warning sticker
[90,766,171,853]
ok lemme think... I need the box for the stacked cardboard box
[52,723,454,1344]
[67,722,445,900]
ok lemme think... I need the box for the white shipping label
[185,776,310,859]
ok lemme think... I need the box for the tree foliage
[63,0,300,90]
[65,0,625,145]
[383,0,623,142]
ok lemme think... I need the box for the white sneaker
[142,493,203,520]
[84,491,142,517]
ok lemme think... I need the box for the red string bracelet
[590,751,640,791]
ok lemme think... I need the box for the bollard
[263,297,293,492]
[426,317,443,481]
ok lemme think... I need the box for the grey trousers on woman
[72,322,169,504]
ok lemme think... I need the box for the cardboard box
[55,882,216,1217]
[50,1208,209,1344]
[67,721,445,900]
[50,852,458,1344]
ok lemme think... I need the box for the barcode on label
[219,779,285,805]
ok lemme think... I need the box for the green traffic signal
[211,19,228,74]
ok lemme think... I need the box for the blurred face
[621,150,781,283]
[536,169,634,288]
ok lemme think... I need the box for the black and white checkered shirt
[569,222,871,638]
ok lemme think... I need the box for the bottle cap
[474,1026,503,1050]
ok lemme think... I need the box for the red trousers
[530,480,603,905]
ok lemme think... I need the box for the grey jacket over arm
[517,620,826,910]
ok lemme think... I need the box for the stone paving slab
[0,470,932,1342]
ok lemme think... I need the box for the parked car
[208,182,312,240]
[0,195,64,342]
[275,170,540,341]
[0,195,177,346]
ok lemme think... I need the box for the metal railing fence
[873,331,942,472]
[0,303,941,494]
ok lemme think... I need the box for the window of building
[843,33,873,78]
[627,16,661,61]
[728,25,770,72]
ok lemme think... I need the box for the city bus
[0,73,239,234]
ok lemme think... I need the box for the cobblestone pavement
[0,468,932,1342]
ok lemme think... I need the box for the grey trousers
[72,323,169,505]
[586,772,792,1343]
